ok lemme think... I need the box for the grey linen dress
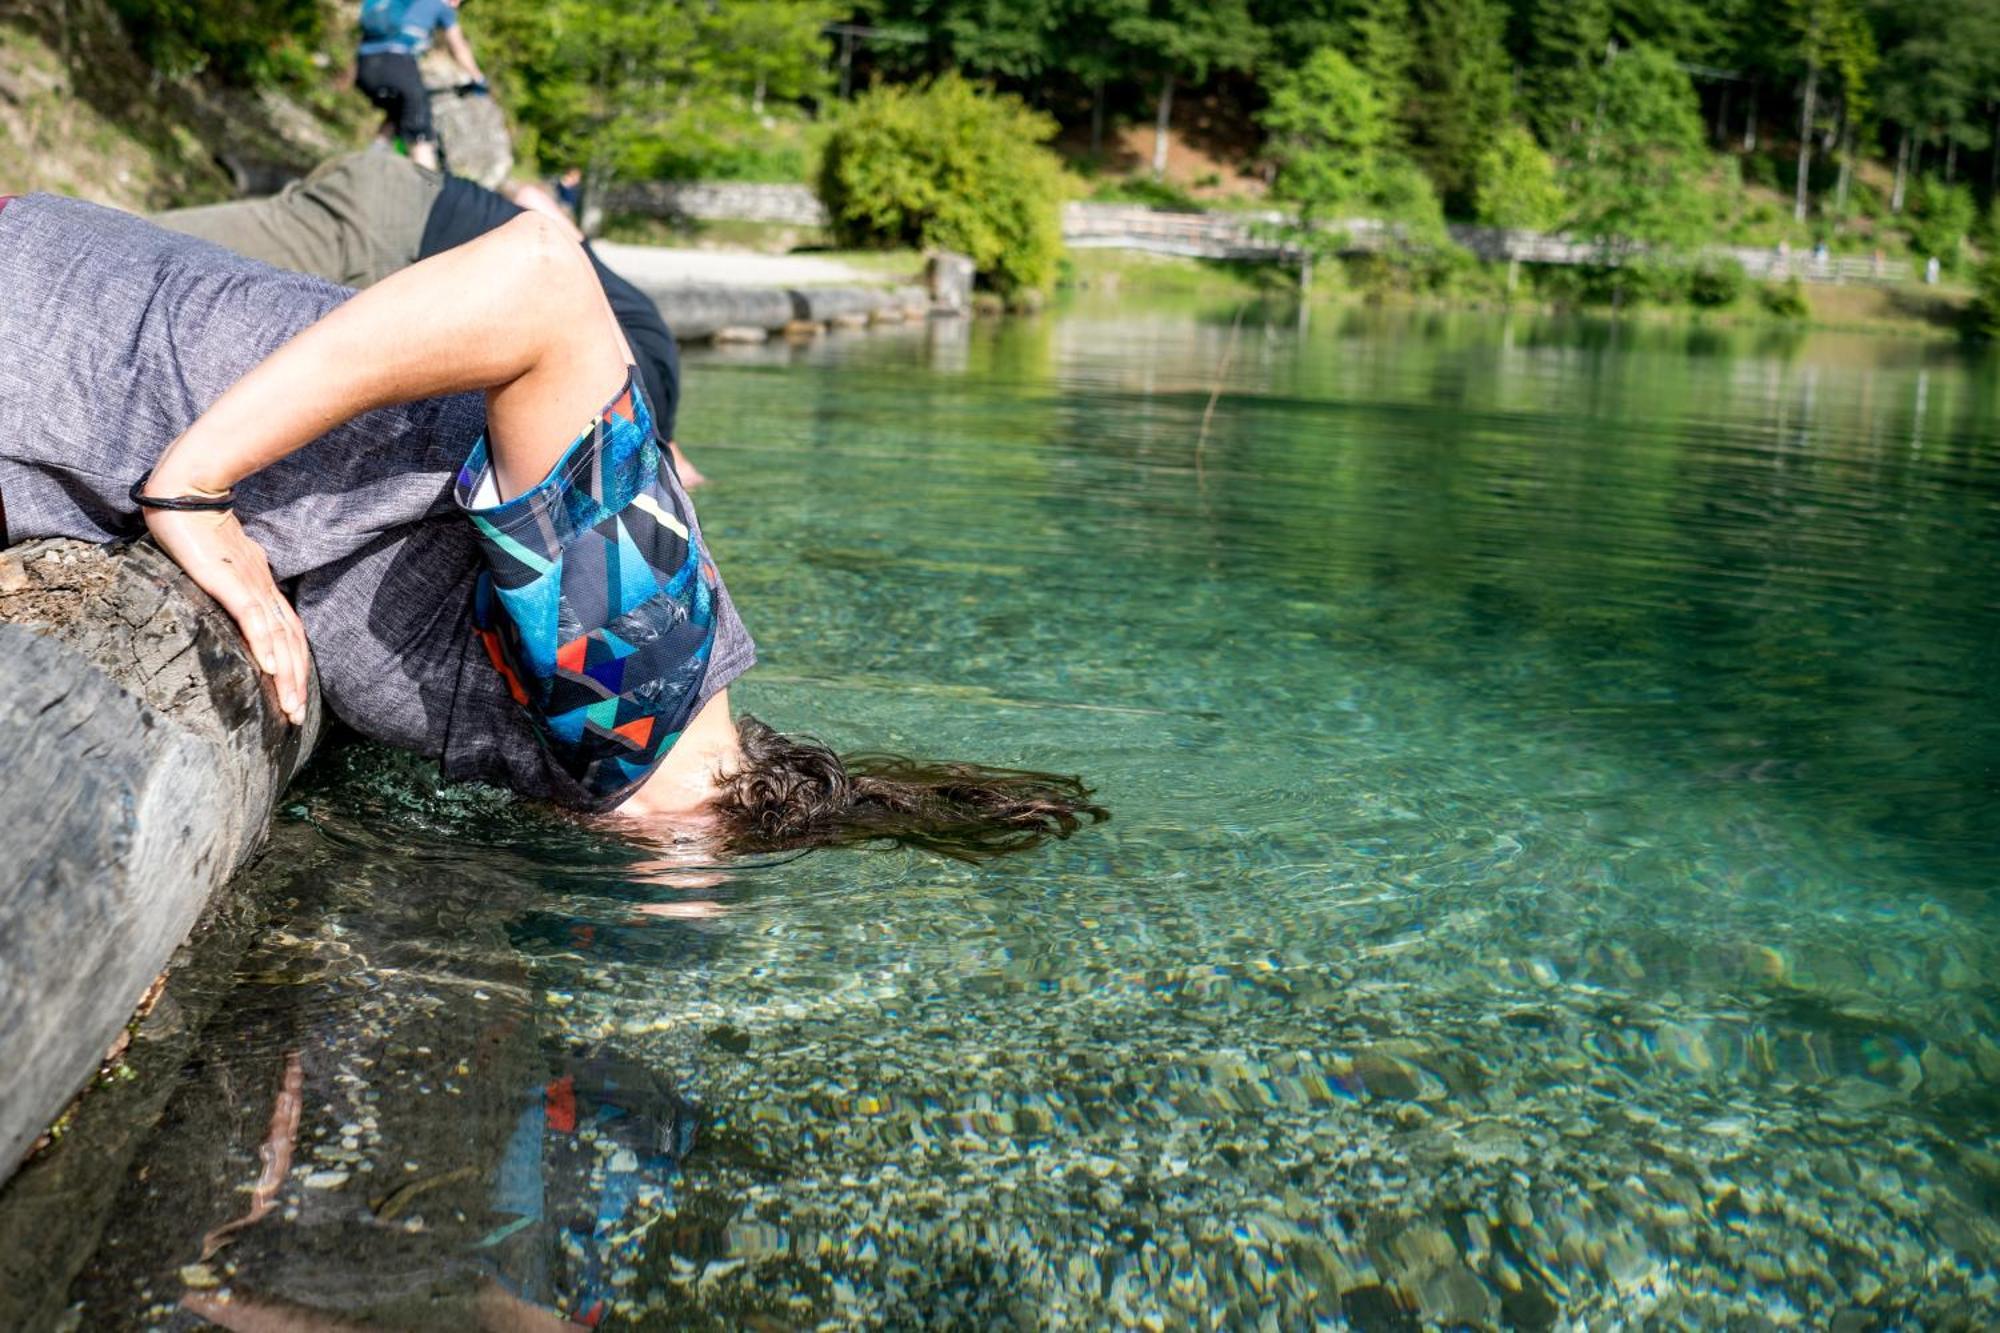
[0,194,754,808]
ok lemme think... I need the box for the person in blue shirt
[356,0,488,171]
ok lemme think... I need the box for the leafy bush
[817,73,1069,297]
[1687,257,1746,307]
[621,110,822,183]
[1262,48,1389,222]
[1619,257,1691,305]
[1530,261,1658,307]
[1910,179,1976,272]
[1759,279,1809,319]
[108,0,324,85]
[1474,124,1564,231]
[1374,160,1449,240]
[1560,45,1711,250]
[480,0,837,179]
[1964,254,2000,341]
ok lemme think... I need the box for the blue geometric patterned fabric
[455,373,719,805]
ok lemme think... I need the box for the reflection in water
[47,304,2000,1327]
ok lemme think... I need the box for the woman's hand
[143,506,312,725]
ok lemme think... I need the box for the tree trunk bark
[1945,137,1957,183]
[1152,72,1174,179]
[1892,129,1910,213]
[1090,76,1106,158]
[1990,105,2000,197]
[1794,61,1818,223]
[0,539,322,1185]
[1835,114,1852,215]
[1743,81,1758,151]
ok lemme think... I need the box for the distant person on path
[154,150,705,488]
[356,0,487,170]
[553,166,585,221]
[0,192,1102,853]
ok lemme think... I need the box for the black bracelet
[129,473,235,513]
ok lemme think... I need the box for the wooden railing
[598,189,1920,286]
[1061,203,1917,285]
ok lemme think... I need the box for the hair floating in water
[714,715,1109,862]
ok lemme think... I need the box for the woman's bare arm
[442,24,485,84]
[144,212,630,724]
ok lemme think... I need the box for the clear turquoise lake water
[53,305,2000,1328]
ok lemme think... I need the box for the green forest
[81,0,2000,302]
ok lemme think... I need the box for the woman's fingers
[261,599,297,721]
[274,595,311,723]
[145,510,311,724]
[239,590,279,676]
[238,591,306,725]
[244,581,307,724]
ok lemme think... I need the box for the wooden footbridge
[1061,202,1916,285]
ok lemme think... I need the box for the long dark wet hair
[714,715,1108,861]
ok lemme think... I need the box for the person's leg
[384,52,440,171]
[500,182,584,243]
[153,151,441,290]
[298,149,443,285]
[151,193,334,276]
[355,53,406,145]
[357,53,439,169]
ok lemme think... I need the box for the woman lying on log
[0,193,1102,858]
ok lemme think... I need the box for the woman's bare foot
[668,440,707,489]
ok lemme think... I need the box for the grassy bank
[1059,247,1973,338]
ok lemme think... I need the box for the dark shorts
[356,51,433,144]
[455,373,721,806]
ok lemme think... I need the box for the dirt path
[592,241,882,288]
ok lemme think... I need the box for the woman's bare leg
[151,211,629,499]
[500,180,585,242]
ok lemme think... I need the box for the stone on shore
[419,54,513,190]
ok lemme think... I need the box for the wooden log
[0,538,321,1184]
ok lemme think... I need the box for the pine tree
[1248,0,1347,70]
[1262,46,1389,219]
[1407,0,1513,211]
[1345,0,1417,142]
[1520,0,1610,144]
[1562,43,1710,249]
